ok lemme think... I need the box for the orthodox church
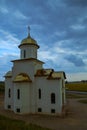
[4,28,66,115]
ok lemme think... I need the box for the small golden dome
[19,26,39,48]
[19,35,39,48]
[21,36,37,44]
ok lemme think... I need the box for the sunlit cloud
[70,24,85,30]
[54,31,67,37]
[0,6,8,14]
[66,72,87,81]
[0,29,20,67]
[14,10,28,20]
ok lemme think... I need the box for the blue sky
[0,0,87,81]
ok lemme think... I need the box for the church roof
[35,69,66,79]
[21,35,37,44]
[47,71,66,80]
[35,69,54,77]
[4,71,12,78]
[13,73,32,82]
[19,35,39,48]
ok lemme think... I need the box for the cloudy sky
[0,0,87,81]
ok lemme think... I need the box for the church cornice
[11,58,44,64]
[13,73,32,83]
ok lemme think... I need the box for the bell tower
[18,26,39,59]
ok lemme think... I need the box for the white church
[4,28,66,115]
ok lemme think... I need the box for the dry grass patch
[0,115,51,130]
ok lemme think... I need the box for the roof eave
[18,43,39,49]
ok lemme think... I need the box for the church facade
[4,30,66,115]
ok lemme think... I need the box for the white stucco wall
[34,77,63,115]
[13,82,32,114]
[60,74,66,105]
[4,74,66,115]
[12,60,43,82]
[20,45,38,59]
[4,77,13,110]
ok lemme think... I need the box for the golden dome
[19,35,39,48]
[19,26,39,48]
[21,36,37,44]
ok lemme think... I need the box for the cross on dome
[28,26,30,37]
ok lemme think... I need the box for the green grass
[78,99,87,104]
[66,82,87,92]
[0,115,51,130]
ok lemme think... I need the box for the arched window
[51,93,55,104]
[38,89,41,99]
[17,89,20,99]
[8,88,11,98]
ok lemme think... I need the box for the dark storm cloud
[63,0,87,7]
[63,29,87,46]
[65,54,85,67]
[1,0,87,80]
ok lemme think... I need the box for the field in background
[65,82,87,92]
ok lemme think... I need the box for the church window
[8,105,11,109]
[24,50,26,58]
[16,108,20,113]
[51,109,55,113]
[38,89,41,99]
[38,108,42,112]
[8,88,11,98]
[51,93,55,104]
[17,89,20,99]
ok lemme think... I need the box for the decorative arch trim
[13,73,32,82]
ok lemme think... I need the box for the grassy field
[78,99,87,104]
[0,115,51,130]
[66,82,87,92]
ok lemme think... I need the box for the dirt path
[0,94,87,130]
